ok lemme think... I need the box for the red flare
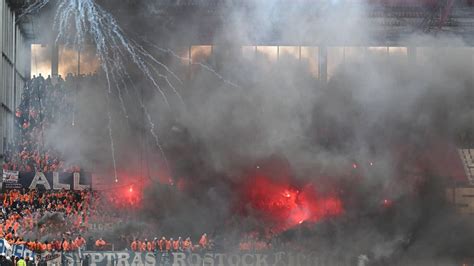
[241,174,343,232]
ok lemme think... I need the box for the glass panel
[328,47,344,79]
[242,46,256,60]
[300,46,319,78]
[174,47,190,65]
[30,44,51,77]
[344,47,365,62]
[416,47,435,64]
[191,45,212,63]
[168,47,190,80]
[256,46,278,62]
[367,46,388,57]
[388,47,408,56]
[79,46,100,76]
[58,45,78,77]
[279,46,299,60]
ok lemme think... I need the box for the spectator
[16,256,26,266]
[199,233,208,249]
[173,237,180,251]
[95,237,106,251]
[75,235,86,251]
[131,239,138,252]
[183,237,193,252]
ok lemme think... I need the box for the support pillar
[407,46,417,65]
[77,49,81,76]
[51,43,59,77]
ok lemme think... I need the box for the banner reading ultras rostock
[0,171,91,190]
[62,251,353,266]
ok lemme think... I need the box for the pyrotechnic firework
[15,0,474,264]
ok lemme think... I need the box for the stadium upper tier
[96,0,474,45]
[114,0,474,7]
[12,0,474,45]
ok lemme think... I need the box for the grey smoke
[29,0,474,263]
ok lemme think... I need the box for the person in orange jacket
[26,240,34,251]
[61,239,69,252]
[4,231,13,241]
[140,240,147,252]
[165,238,172,253]
[40,242,48,252]
[52,239,61,251]
[158,237,166,252]
[15,237,25,246]
[136,240,142,251]
[131,239,138,252]
[173,238,180,252]
[199,233,208,249]
[95,237,106,251]
[147,240,154,252]
[75,235,86,251]
[69,240,78,251]
[45,241,52,252]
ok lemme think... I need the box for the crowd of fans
[129,234,210,253]
[2,74,90,173]
[0,187,220,254]
[0,189,91,251]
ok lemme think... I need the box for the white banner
[2,170,19,183]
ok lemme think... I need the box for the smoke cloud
[29,0,474,263]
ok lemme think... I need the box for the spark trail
[145,43,240,89]
[18,0,184,180]
[18,0,239,182]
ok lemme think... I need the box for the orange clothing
[158,240,165,251]
[173,240,179,251]
[70,241,78,251]
[95,239,106,247]
[140,242,146,252]
[62,241,70,251]
[165,240,171,251]
[75,237,86,248]
[147,242,154,252]
[13,222,20,232]
[5,220,12,230]
[52,241,61,251]
[199,235,208,248]
[240,241,251,251]
[26,242,35,250]
[131,241,138,252]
